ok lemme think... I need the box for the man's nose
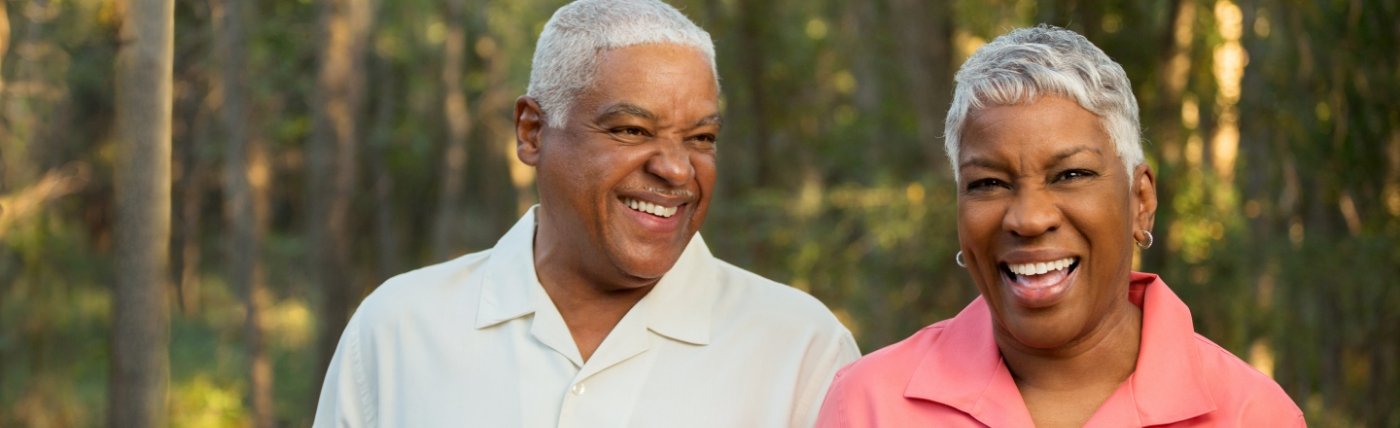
[645,138,695,187]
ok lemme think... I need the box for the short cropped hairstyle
[943,25,1143,182]
[527,0,717,128]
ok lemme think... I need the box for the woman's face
[955,95,1156,350]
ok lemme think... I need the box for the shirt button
[571,383,586,395]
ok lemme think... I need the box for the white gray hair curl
[527,0,717,128]
[943,25,1143,183]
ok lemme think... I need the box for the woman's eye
[966,178,1007,192]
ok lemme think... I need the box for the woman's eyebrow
[959,155,1005,171]
[1050,146,1102,163]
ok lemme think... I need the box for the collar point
[648,326,711,346]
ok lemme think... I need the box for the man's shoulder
[353,248,494,323]
[1190,333,1304,418]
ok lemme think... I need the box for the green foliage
[708,177,965,347]
[1,0,1397,425]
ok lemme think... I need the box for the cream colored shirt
[313,207,860,427]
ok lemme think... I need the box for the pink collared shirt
[816,272,1305,427]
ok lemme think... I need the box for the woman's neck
[998,300,1143,427]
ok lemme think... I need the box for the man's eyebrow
[692,114,722,129]
[596,103,657,122]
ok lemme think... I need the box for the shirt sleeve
[791,327,861,428]
[1234,381,1307,427]
[313,314,374,428]
[812,365,853,428]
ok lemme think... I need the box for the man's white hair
[943,25,1143,183]
[527,0,717,128]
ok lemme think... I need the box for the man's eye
[690,134,717,145]
[612,127,647,137]
[1056,169,1098,182]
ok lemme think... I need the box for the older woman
[815,26,1303,427]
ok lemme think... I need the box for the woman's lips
[1001,258,1079,308]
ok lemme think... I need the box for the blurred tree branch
[0,163,89,238]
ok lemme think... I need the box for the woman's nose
[1003,187,1062,238]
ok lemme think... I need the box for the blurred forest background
[2,0,1397,426]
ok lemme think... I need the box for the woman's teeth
[624,198,678,218]
[1007,257,1077,277]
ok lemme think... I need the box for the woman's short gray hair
[943,25,1143,182]
[527,0,717,128]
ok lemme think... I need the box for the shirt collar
[635,233,717,345]
[473,206,718,346]
[474,206,542,329]
[903,272,1217,426]
[904,297,1034,427]
[1123,272,1217,424]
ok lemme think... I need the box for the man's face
[524,43,720,288]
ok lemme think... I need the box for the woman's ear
[515,96,545,166]
[1132,163,1158,237]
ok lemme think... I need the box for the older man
[312,0,859,426]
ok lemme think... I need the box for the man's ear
[1132,163,1158,239]
[515,96,545,166]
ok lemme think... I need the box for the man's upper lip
[617,190,692,207]
[998,249,1080,265]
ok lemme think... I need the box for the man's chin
[611,252,686,283]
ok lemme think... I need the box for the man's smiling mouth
[622,197,679,218]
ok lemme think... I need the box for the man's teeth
[1007,257,1076,276]
[624,198,678,218]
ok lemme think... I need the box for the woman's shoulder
[829,321,952,390]
[1190,334,1305,422]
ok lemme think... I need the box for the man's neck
[538,274,653,362]
[532,228,658,363]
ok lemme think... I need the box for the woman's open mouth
[999,257,1080,308]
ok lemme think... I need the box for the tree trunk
[1,0,9,97]
[1037,0,1102,41]
[369,51,402,282]
[891,0,953,174]
[474,27,519,235]
[430,0,472,260]
[172,77,209,315]
[1143,0,1195,272]
[214,0,275,425]
[846,0,887,173]
[310,0,371,397]
[736,0,772,187]
[110,0,174,425]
